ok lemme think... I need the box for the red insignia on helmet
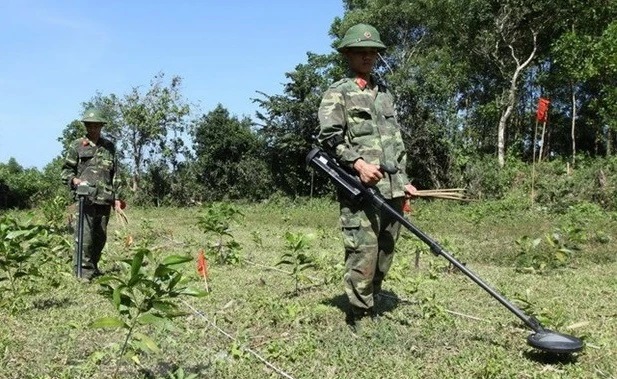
[364,31,372,39]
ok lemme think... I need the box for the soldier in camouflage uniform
[317,23,418,330]
[61,108,123,280]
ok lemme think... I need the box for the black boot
[369,307,380,324]
[346,306,368,334]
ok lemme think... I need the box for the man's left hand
[404,184,419,198]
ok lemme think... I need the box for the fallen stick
[414,194,471,201]
[412,188,470,201]
[379,293,490,322]
[182,300,296,379]
[416,188,466,193]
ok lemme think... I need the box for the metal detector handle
[306,148,363,201]
[306,148,392,202]
[74,182,91,279]
[75,195,85,278]
[379,163,398,175]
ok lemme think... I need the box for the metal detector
[306,147,584,354]
[74,183,90,279]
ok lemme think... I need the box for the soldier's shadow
[32,297,76,310]
[321,289,403,316]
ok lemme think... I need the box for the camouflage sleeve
[394,119,410,185]
[398,149,410,185]
[317,87,362,167]
[60,142,78,190]
[387,90,411,185]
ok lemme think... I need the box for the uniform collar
[82,137,102,147]
[354,77,368,90]
[354,75,379,91]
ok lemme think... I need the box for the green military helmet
[81,108,107,124]
[337,23,387,52]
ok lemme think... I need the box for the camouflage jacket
[61,136,122,205]
[317,76,409,199]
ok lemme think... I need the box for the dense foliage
[1,0,616,210]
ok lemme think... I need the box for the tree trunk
[571,84,577,167]
[497,101,512,168]
[132,149,141,192]
[131,176,139,192]
[607,127,613,156]
[130,130,142,192]
[496,32,538,168]
[538,121,547,162]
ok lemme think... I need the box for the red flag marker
[536,97,550,123]
[197,249,209,292]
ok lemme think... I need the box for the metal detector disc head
[527,330,584,354]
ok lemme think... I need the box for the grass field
[1,197,616,378]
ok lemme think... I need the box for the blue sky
[0,0,344,169]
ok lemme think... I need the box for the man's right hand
[353,159,383,186]
[72,178,82,186]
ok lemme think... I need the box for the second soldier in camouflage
[61,108,123,280]
[317,23,418,332]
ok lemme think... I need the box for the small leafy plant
[513,289,566,329]
[418,293,447,320]
[40,194,71,233]
[91,247,207,368]
[250,230,263,249]
[197,202,243,265]
[545,231,579,265]
[0,214,67,312]
[276,232,316,295]
[515,236,545,273]
[515,230,579,273]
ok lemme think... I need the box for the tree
[551,31,596,166]
[117,72,191,192]
[0,158,45,209]
[254,53,337,196]
[589,21,617,156]
[542,0,617,163]
[192,104,271,201]
[335,0,617,169]
[58,120,86,153]
[451,0,547,167]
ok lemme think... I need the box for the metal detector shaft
[370,196,542,332]
[306,147,543,333]
[75,195,85,279]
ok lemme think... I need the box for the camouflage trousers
[339,195,404,310]
[73,202,111,275]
